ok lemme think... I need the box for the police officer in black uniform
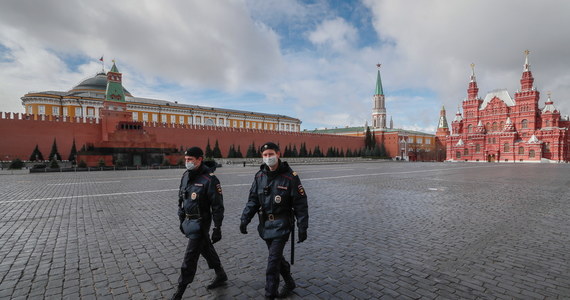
[240,142,309,299]
[171,147,227,300]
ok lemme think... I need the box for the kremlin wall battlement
[0,111,363,164]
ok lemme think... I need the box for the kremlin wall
[0,62,364,166]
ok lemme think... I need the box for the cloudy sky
[1,0,569,132]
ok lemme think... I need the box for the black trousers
[177,234,222,286]
[264,237,291,297]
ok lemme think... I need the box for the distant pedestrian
[170,147,227,300]
[240,142,309,299]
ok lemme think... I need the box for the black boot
[278,274,296,298]
[170,285,186,300]
[206,267,228,289]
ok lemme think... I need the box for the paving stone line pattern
[1,162,569,299]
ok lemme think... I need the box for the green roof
[375,69,384,95]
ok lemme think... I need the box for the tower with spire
[514,50,540,132]
[101,61,131,141]
[372,64,387,130]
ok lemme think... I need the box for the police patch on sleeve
[298,184,305,196]
[274,195,282,204]
[191,192,197,200]
[216,184,223,195]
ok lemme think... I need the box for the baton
[291,223,295,265]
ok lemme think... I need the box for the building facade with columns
[439,51,570,163]
[21,63,301,132]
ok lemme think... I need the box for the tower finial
[376,63,381,69]
[470,63,476,82]
[524,49,530,71]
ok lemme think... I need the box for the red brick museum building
[437,51,570,163]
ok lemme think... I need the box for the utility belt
[185,213,201,220]
[260,211,289,222]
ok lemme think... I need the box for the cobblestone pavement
[1,162,570,299]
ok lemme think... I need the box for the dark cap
[184,146,204,158]
[260,142,280,153]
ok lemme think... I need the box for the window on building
[143,113,148,122]
[132,112,138,121]
[486,122,491,131]
[521,119,528,129]
[205,119,214,126]
[464,148,469,155]
[407,137,413,143]
[492,138,496,144]
[504,143,510,152]
[545,120,550,127]
[233,121,237,127]
[87,108,94,117]
[456,151,461,159]
[152,114,158,122]
[75,107,82,117]
[425,139,431,145]
[529,150,535,158]
[240,121,244,128]
[492,122,498,131]
[518,147,524,154]
[63,107,68,116]
[179,116,184,124]
[27,105,33,114]
[218,118,223,125]
[467,124,473,133]
[544,143,550,152]
[161,115,167,123]
[52,106,60,115]
[286,124,290,131]
[196,116,201,124]
[500,121,504,129]
[170,115,176,123]
[488,138,492,143]
[417,138,423,144]
[39,105,46,115]
[246,121,250,128]
[475,144,481,153]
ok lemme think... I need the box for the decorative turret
[475,120,486,134]
[389,116,393,129]
[372,64,387,129]
[105,61,126,102]
[527,134,540,144]
[542,92,558,113]
[503,117,515,132]
[453,107,463,122]
[520,50,535,91]
[467,63,479,100]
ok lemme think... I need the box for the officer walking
[240,142,309,299]
[171,147,227,300]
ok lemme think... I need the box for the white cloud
[308,17,358,53]
[363,0,570,118]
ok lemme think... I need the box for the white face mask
[263,156,278,167]
[185,162,196,170]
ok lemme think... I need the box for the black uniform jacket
[179,163,224,236]
[241,160,308,240]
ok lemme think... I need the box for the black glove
[240,222,248,234]
[211,227,222,244]
[297,231,307,243]
[179,224,185,234]
[177,207,185,222]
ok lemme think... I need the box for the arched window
[518,147,524,154]
[504,143,510,152]
[545,120,550,127]
[486,122,491,131]
[456,151,461,159]
[205,119,215,126]
[500,121,504,129]
[492,122,498,131]
[475,144,481,153]
[529,150,535,158]
[521,119,528,129]
[464,148,469,155]
[467,124,473,133]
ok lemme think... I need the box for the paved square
[1,162,569,299]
